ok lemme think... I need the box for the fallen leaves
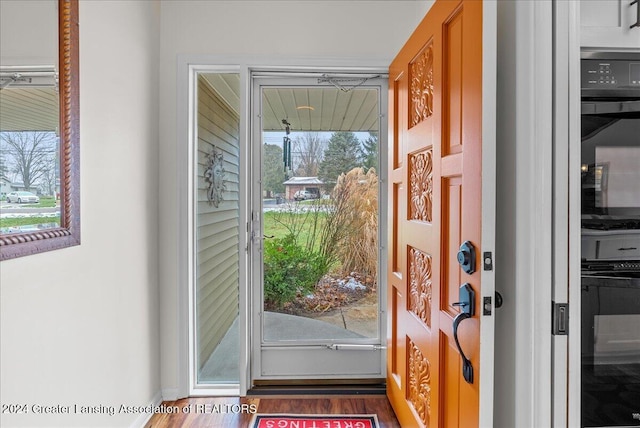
[269,272,377,316]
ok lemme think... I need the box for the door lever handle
[632,0,640,29]
[453,283,475,384]
[453,312,474,384]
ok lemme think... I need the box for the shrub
[263,234,328,308]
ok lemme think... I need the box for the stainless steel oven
[581,51,640,428]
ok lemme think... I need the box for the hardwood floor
[144,396,400,427]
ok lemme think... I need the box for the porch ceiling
[0,86,59,132]
[202,73,380,134]
[261,86,379,133]
[0,68,60,132]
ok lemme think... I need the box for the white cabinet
[581,0,640,49]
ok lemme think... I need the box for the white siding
[196,76,240,370]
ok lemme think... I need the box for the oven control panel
[582,59,640,90]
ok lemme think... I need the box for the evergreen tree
[318,132,362,190]
[362,132,378,172]
[262,143,285,195]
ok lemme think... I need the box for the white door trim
[552,1,581,426]
[479,1,497,427]
[494,1,555,426]
[182,63,247,397]
[531,2,554,424]
[564,2,583,427]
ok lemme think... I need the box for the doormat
[250,414,379,428]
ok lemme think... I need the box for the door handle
[632,0,640,29]
[452,283,475,384]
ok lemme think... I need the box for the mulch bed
[265,272,377,316]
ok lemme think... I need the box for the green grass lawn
[263,210,328,252]
[1,196,59,230]
[1,196,58,208]
[0,216,60,229]
[24,197,58,208]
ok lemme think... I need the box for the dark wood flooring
[144,396,400,427]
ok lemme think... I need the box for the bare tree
[40,155,58,196]
[0,155,8,181]
[1,131,58,191]
[292,132,325,177]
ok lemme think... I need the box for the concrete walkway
[310,302,379,338]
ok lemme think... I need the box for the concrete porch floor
[199,305,378,383]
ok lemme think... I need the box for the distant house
[0,178,31,196]
[282,176,325,200]
[9,182,30,192]
[0,176,10,198]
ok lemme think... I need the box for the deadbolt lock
[457,241,476,275]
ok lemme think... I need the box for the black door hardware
[632,0,640,29]
[552,302,569,336]
[495,291,503,308]
[482,291,504,316]
[452,283,475,384]
[483,251,493,271]
[457,241,476,274]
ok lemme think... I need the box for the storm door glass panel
[261,85,380,342]
[195,74,241,383]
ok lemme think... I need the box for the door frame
[552,1,581,426]
[183,63,249,397]
[176,56,391,397]
[494,1,568,426]
[479,1,497,425]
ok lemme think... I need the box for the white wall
[158,0,432,398]
[0,0,57,67]
[0,1,161,427]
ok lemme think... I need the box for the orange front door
[387,0,494,426]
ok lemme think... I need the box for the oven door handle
[582,100,640,115]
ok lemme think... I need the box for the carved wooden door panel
[387,0,495,426]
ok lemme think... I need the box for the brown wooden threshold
[248,379,386,396]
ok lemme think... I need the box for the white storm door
[250,72,388,382]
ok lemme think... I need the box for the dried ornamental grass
[332,167,379,280]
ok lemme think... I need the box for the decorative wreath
[204,146,226,207]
